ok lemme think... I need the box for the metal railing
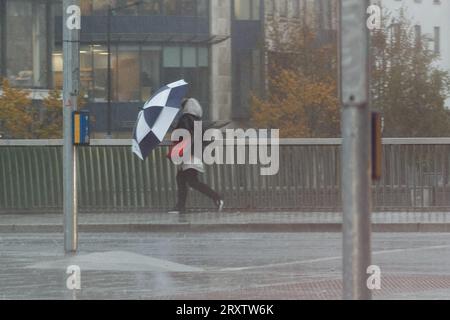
[1,138,450,212]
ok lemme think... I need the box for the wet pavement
[2,232,450,299]
[3,211,450,233]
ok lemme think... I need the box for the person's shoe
[168,207,186,214]
[215,199,224,212]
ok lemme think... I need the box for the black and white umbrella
[132,80,188,160]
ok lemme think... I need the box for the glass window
[252,0,260,20]
[183,69,209,112]
[235,0,251,20]
[182,47,196,68]
[234,50,252,117]
[116,45,140,102]
[163,46,181,85]
[92,0,110,15]
[80,45,94,98]
[235,0,260,20]
[180,0,196,16]
[115,0,139,15]
[162,46,209,109]
[6,0,48,88]
[198,47,209,67]
[92,44,110,101]
[52,48,63,89]
[53,1,62,16]
[80,0,118,16]
[279,0,288,17]
[80,0,93,15]
[163,67,182,85]
[195,67,209,112]
[184,47,209,110]
[197,0,208,17]
[54,44,106,99]
[62,44,208,104]
[163,47,181,67]
[233,48,261,118]
[164,0,178,15]
[83,0,209,16]
[141,46,161,101]
[140,0,163,15]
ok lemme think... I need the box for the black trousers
[176,169,221,209]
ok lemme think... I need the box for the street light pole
[63,0,80,253]
[340,0,372,300]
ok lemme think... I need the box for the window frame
[234,0,261,21]
[54,43,210,105]
[4,0,51,89]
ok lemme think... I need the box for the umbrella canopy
[132,80,188,160]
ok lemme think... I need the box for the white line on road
[218,244,450,272]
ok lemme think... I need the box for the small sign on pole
[72,111,90,146]
[372,111,382,181]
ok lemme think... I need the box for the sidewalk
[2,211,450,232]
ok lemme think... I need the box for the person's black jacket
[174,113,200,157]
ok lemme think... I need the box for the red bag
[167,139,188,161]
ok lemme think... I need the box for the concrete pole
[63,0,80,253]
[339,0,372,300]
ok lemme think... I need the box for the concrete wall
[209,0,232,121]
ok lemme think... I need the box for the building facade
[0,0,336,136]
[0,0,231,137]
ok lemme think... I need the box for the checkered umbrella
[132,80,188,160]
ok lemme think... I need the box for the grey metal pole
[340,0,372,300]
[106,5,112,138]
[63,0,80,253]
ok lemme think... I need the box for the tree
[251,69,339,137]
[0,79,33,139]
[251,16,340,138]
[370,10,450,137]
[35,90,64,139]
[0,79,88,139]
[34,89,87,139]
[252,8,450,138]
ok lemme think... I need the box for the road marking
[26,251,204,272]
[218,245,450,272]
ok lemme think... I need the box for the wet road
[1,232,450,299]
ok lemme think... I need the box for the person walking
[168,98,224,214]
